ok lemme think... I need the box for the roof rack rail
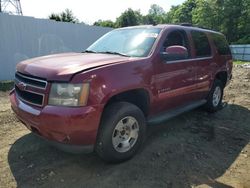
[180,23,192,26]
[180,23,212,30]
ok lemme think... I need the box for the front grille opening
[15,86,43,106]
[15,72,47,89]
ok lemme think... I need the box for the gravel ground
[0,66,250,188]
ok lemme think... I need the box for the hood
[16,53,132,81]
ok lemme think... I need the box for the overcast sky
[20,0,185,24]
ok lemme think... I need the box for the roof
[117,24,222,35]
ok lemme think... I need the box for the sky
[19,0,185,24]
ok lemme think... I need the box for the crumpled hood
[16,53,132,81]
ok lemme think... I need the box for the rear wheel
[95,102,146,163]
[204,79,224,113]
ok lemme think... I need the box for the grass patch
[233,61,250,65]
[0,80,14,91]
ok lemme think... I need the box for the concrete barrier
[230,45,250,61]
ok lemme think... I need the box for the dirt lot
[0,66,250,188]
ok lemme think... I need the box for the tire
[204,79,224,113]
[95,102,146,163]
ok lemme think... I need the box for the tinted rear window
[211,33,231,55]
[191,31,211,58]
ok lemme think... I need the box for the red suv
[10,24,232,162]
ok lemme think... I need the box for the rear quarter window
[211,33,231,55]
[191,31,211,58]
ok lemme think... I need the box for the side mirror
[160,45,188,61]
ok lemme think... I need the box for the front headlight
[48,83,90,106]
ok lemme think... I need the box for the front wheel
[204,79,224,113]
[95,102,146,163]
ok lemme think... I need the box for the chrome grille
[15,72,47,107]
[15,72,47,89]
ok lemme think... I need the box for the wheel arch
[102,88,151,117]
[214,71,228,88]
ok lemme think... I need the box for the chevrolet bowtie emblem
[17,82,27,90]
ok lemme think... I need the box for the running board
[147,100,207,125]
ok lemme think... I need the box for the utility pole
[0,0,23,15]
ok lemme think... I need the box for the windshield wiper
[83,50,130,57]
[82,50,97,53]
[100,51,130,57]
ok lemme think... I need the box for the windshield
[86,28,161,57]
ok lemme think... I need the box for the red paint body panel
[71,58,154,106]
[17,53,135,81]
[10,24,233,149]
[10,91,103,145]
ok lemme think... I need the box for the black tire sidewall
[95,102,146,163]
[205,79,224,112]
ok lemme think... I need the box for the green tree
[93,20,116,28]
[192,0,215,29]
[222,0,247,43]
[143,4,166,25]
[236,0,250,43]
[116,8,142,27]
[171,0,198,23]
[49,9,79,23]
[165,5,180,23]
[91,0,250,44]
[148,4,165,15]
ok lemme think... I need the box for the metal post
[18,0,22,15]
[0,0,23,15]
[242,45,245,61]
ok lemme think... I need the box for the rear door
[211,33,233,81]
[189,30,215,100]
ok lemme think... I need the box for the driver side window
[163,30,191,61]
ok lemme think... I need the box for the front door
[151,29,197,114]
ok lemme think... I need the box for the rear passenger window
[191,31,211,58]
[211,34,231,55]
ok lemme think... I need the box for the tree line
[49,0,250,44]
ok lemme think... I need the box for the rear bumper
[10,90,104,152]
